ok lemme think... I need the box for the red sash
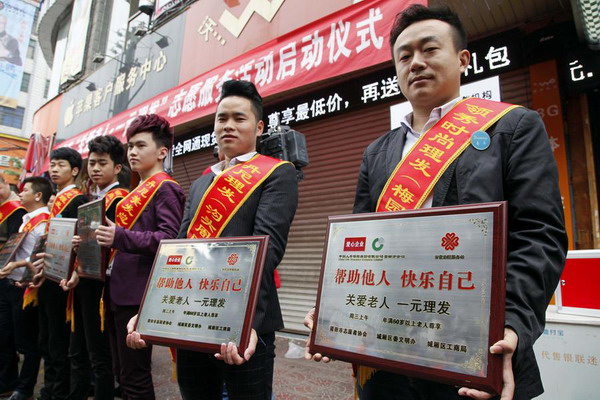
[0,200,25,225]
[104,188,129,212]
[376,98,520,212]
[22,212,50,233]
[358,98,520,388]
[115,172,176,230]
[51,188,82,218]
[187,154,289,239]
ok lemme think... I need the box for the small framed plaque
[310,202,507,394]
[135,236,269,355]
[44,218,77,283]
[76,198,106,281]
[0,232,27,269]
[20,234,47,284]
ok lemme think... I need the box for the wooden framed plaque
[76,198,106,281]
[20,234,47,284]
[44,218,77,283]
[309,202,507,394]
[135,236,269,355]
[0,232,27,269]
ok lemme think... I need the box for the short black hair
[219,80,263,121]
[88,135,125,165]
[23,176,53,204]
[389,5,467,55]
[50,147,83,172]
[125,114,173,150]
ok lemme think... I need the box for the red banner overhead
[56,0,422,157]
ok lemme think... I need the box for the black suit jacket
[354,107,568,398]
[179,162,298,335]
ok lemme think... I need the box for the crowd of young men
[0,4,567,400]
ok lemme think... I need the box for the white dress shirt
[90,181,120,200]
[210,151,257,175]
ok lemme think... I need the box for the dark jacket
[111,181,184,306]
[353,106,568,398]
[178,162,298,335]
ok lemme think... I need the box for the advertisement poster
[60,0,93,85]
[0,0,37,108]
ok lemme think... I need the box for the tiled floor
[31,335,355,399]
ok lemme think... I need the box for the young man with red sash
[95,114,184,400]
[305,5,567,400]
[62,135,129,400]
[126,80,298,400]
[0,176,47,400]
[32,148,88,400]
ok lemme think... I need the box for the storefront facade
[32,0,600,332]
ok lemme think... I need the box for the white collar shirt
[91,181,120,201]
[210,151,257,175]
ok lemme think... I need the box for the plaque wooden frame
[309,202,507,395]
[76,198,107,281]
[135,236,269,356]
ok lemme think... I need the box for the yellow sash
[50,188,82,218]
[359,98,520,389]
[187,154,289,239]
[115,172,175,230]
[0,200,25,225]
[21,212,50,309]
[376,98,519,213]
[22,212,50,233]
[104,188,129,212]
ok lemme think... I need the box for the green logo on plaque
[185,256,194,265]
[372,237,384,251]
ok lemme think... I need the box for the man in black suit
[306,5,567,400]
[127,80,298,400]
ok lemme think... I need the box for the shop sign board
[56,12,186,141]
[56,0,420,157]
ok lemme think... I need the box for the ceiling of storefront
[433,0,573,39]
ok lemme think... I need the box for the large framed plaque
[135,236,269,354]
[44,218,77,283]
[0,232,27,269]
[76,198,106,281]
[310,202,507,394]
[20,234,47,284]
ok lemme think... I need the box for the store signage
[56,0,420,158]
[463,29,523,81]
[180,0,360,83]
[563,50,600,94]
[57,12,186,141]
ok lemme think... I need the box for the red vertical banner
[529,60,574,250]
